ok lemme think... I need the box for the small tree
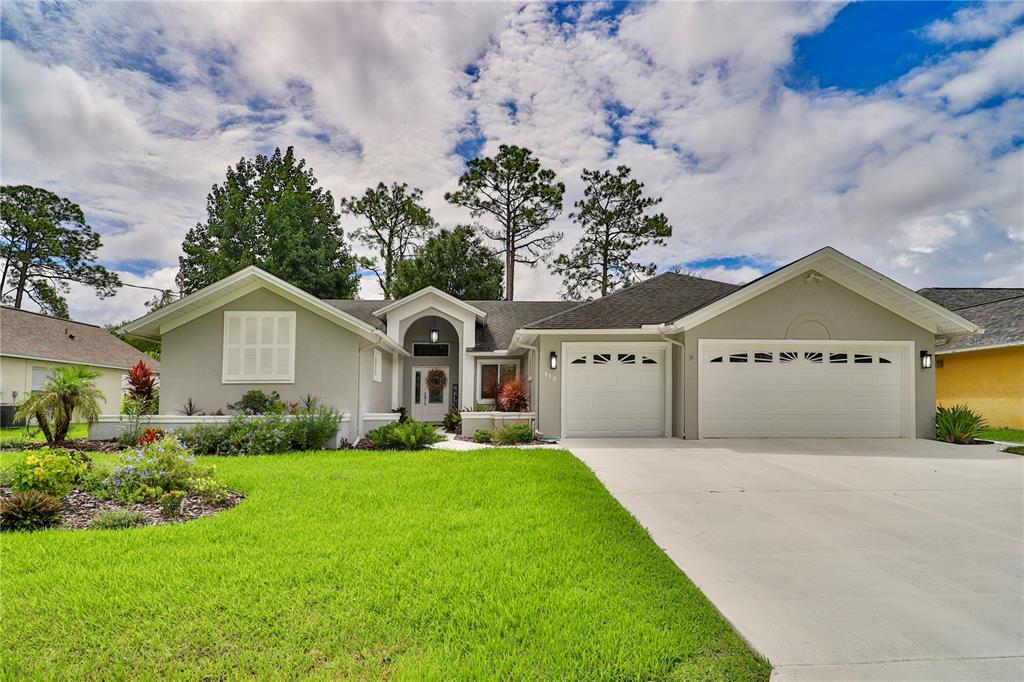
[1,185,121,317]
[551,166,672,299]
[445,145,564,300]
[340,182,437,299]
[392,226,504,300]
[14,366,104,445]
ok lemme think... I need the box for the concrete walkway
[564,438,1024,681]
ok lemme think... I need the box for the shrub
[180,397,202,416]
[287,408,340,450]
[496,378,529,412]
[935,404,989,444]
[365,420,444,450]
[0,491,62,531]
[138,428,165,446]
[160,490,186,516]
[442,411,462,433]
[90,509,146,530]
[104,438,225,504]
[126,361,158,405]
[492,423,534,445]
[472,429,493,444]
[118,396,153,447]
[228,390,286,416]
[8,449,89,498]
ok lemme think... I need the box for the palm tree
[14,366,104,445]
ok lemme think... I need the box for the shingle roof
[916,288,1023,311]
[917,288,1024,352]
[523,272,738,329]
[0,306,160,370]
[325,299,578,351]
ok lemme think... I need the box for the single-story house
[113,247,977,442]
[917,287,1023,429]
[0,306,160,425]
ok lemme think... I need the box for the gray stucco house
[108,247,977,442]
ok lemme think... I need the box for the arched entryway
[402,314,461,422]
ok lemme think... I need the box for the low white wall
[361,412,402,435]
[461,412,535,435]
[88,414,352,449]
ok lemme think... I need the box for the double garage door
[561,340,910,438]
[699,341,909,438]
[562,344,668,437]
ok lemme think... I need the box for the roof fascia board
[936,340,1019,355]
[0,352,144,371]
[372,287,487,319]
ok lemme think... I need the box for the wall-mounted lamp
[920,350,932,369]
[429,316,439,344]
[549,351,558,370]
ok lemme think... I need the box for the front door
[411,366,449,422]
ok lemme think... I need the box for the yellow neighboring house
[918,288,1024,429]
[0,306,159,425]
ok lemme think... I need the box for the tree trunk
[12,259,30,308]
[506,236,515,301]
[34,411,54,446]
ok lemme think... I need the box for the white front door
[698,340,911,438]
[562,343,670,437]
[411,366,449,422]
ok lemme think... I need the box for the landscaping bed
[0,486,243,530]
[2,438,121,453]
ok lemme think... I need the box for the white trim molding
[373,286,487,319]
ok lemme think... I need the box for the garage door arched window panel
[592,353,611,365]
[570,355,587,365]
[641,355,659,365]
[754,352,773,363]
[829,353,848,364]
[729,353,748,363]
[617,353,636,364]
[804,352,823,364]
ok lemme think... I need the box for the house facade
[0,306,159,425]
[918,288,1024,429]
[115,247,977,442]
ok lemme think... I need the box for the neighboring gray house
[112,247,977,442]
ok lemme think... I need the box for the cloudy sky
[2,1,1022,324]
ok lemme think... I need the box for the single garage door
[562,344,668,437]
[699,341,909,438]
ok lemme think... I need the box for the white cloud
[1,1,1021,325]
[923,3,1024,44]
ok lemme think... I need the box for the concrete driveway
[564,438,1024,681]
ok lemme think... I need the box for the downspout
[517,341,540,434]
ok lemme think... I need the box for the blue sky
[1,1,1021,322]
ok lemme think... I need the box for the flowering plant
[9,449,89,498]
[104,438,225,504]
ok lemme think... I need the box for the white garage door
[562,344,668,437]
[699,341,908,438]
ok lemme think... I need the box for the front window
[222,311,296,383]
[478,360,519,402]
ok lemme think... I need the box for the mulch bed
[452,435,552,446]
[0,486,244,530]
[1,439,122,453]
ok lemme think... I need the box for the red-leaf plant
[496,377,529,412]
[126,361,157,403]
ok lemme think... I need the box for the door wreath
[426,369,447,392]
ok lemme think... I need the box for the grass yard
[0,448,768,681]
[979,426,1024,444]
[0,423,88,446]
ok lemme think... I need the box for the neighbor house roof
[0,306,159,371]
[523,273,738,330]
[329,299,578,351]
[918,288,1024,353]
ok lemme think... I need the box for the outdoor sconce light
[920,350,932,369]
[549,351,558,370]
[429,316,439,344]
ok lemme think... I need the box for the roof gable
[372,287,487,319]
[919,288,1023,352]
[120,267,406,354]
[664,247,979,337]
[1,306,159,370]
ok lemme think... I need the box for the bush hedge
[364,420,444,450]
[177,409,340,456]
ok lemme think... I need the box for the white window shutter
[223,311,295,383]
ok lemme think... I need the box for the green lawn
[0,448,768,681]
[0,423,88,446]
[980,427,1024,443]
